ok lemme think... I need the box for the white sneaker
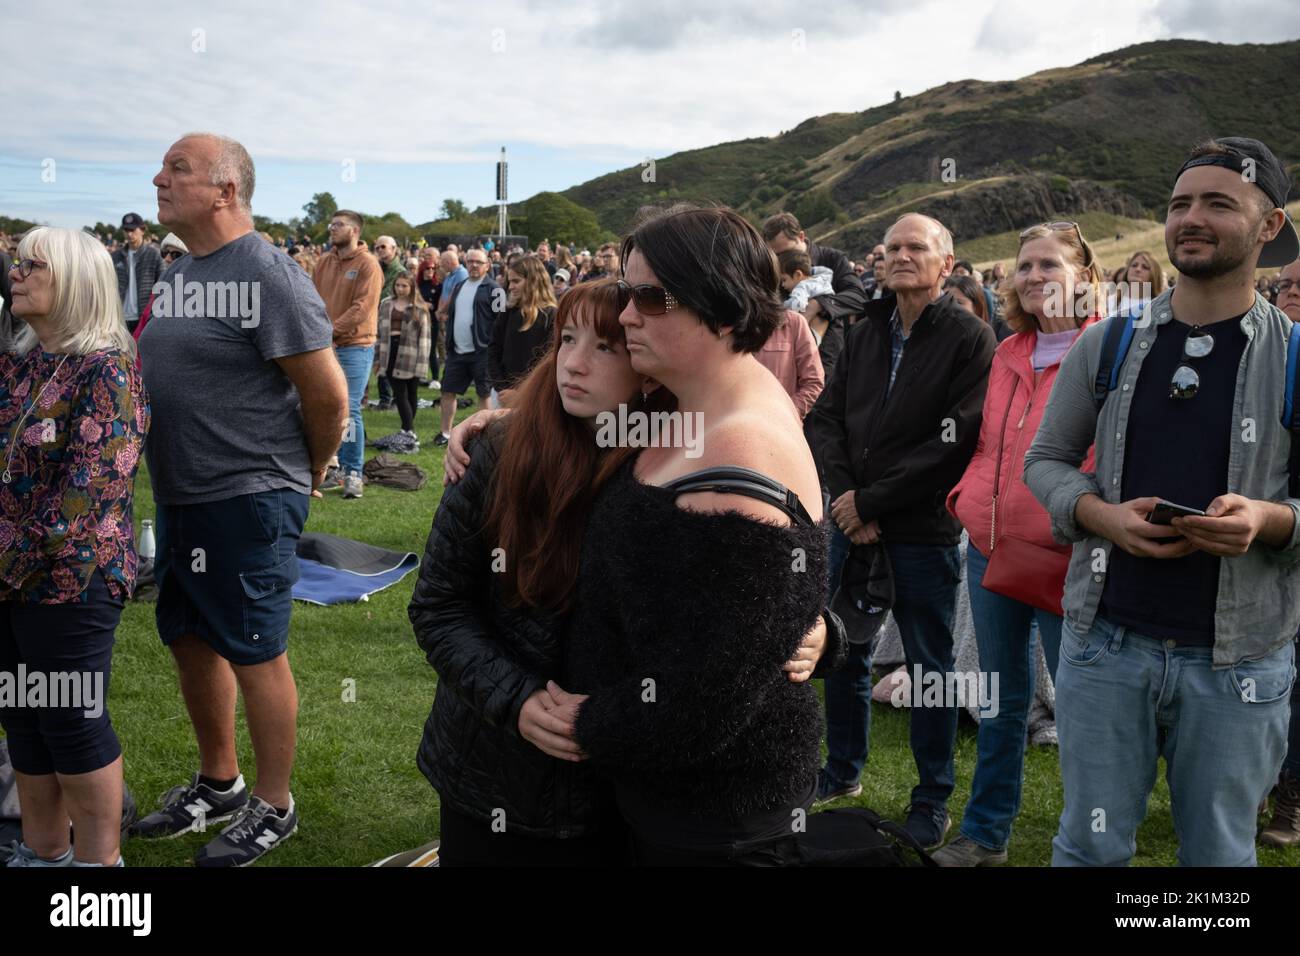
[342,474,364,499]
[430,380,441,390]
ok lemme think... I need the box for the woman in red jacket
[937,221,1102,867]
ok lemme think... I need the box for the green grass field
[16,381,1296,867]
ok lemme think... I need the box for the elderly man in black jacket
[805,212,995,851]
[764,212,866,379]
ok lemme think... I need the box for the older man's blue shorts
[154,490,308,665]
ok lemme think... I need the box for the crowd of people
[0,129,1298,868]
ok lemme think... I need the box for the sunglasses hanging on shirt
[1169,326,1215,400]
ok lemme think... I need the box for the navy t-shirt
[1101,313,1248,645]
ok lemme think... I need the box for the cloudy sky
[2,0,1297,231]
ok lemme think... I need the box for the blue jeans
[823,538,962,809]
[335,345,373,476]
[1053,615,1294,866]
[823,527,871,787]
[960,545,1063,850]
[1287,641,1300,778]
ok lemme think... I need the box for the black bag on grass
[796,807,938,867]
[363,453,428,491]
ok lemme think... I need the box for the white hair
[181,131,255,211]
[884,213,954,258]
[14,228,135,358]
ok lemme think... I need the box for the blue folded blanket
[292,532,420,606]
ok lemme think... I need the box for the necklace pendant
[1,470,10,484]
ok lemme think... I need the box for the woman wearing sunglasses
[1,228,149,867]
[159,233,188,266]
[418,262,839,866]
[938,220,1104,866]
[554,205,833,865]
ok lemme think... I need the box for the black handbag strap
[662,466,815,527]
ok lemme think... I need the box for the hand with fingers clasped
[831,491,881,545]
[517,681,589,762]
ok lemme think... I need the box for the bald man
[805,212,995,850]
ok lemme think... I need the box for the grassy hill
[494,39,1300,258]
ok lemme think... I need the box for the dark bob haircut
[619,203,786,354]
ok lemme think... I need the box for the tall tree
[439,198,470,220]
[302,191,339,228]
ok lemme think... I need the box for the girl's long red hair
[484,278,673,611]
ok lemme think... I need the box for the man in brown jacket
[312,209,382,499]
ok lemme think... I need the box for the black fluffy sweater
[567,460,830,819]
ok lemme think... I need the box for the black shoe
[130,773,249,839]
[456,397,474,409]
[377,400,395,411]
[433,433,450,447]
[813,768,863,805]
[902,802,951,852]
[194,795,298,867]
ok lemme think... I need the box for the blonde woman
[1120,250,1167,313]
[489,256,557,406]
[1,228,149,867]
[938,221,1104,866]
[375,273,432,442]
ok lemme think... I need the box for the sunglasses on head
[1169,326,1215,400]
[616,280,679,315]
[1020,221,1094,267]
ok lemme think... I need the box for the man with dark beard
[1025,137,1300,866]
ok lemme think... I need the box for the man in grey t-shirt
[132,132,348,868]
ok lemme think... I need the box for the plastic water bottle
[139,519,156,562]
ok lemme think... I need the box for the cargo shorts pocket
[239,554,299,647]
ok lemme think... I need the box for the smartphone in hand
[1146,499,1207,525]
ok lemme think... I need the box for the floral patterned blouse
[0,347,150,604]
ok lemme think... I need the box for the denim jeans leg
[823,644,873,787]
[1160,640,1294,866]
[1052,617,1159,866]
[960,545,1038,851]
[823,525,871,786]
[1034,610,1064,684]
[1285,641,1300,778]
[886,542,961,809]
[335,345,373,476]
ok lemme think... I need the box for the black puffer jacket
[567,461,831,819]
[408,428,606,838]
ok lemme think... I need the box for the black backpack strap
[1093,312,1138,410]
[662,466,814,527]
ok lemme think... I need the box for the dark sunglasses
[8,257,48,279]
[617,280,679,315]
[1169,326,1215,400]
[162,249,184,260]
[1020,220,1094,267]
